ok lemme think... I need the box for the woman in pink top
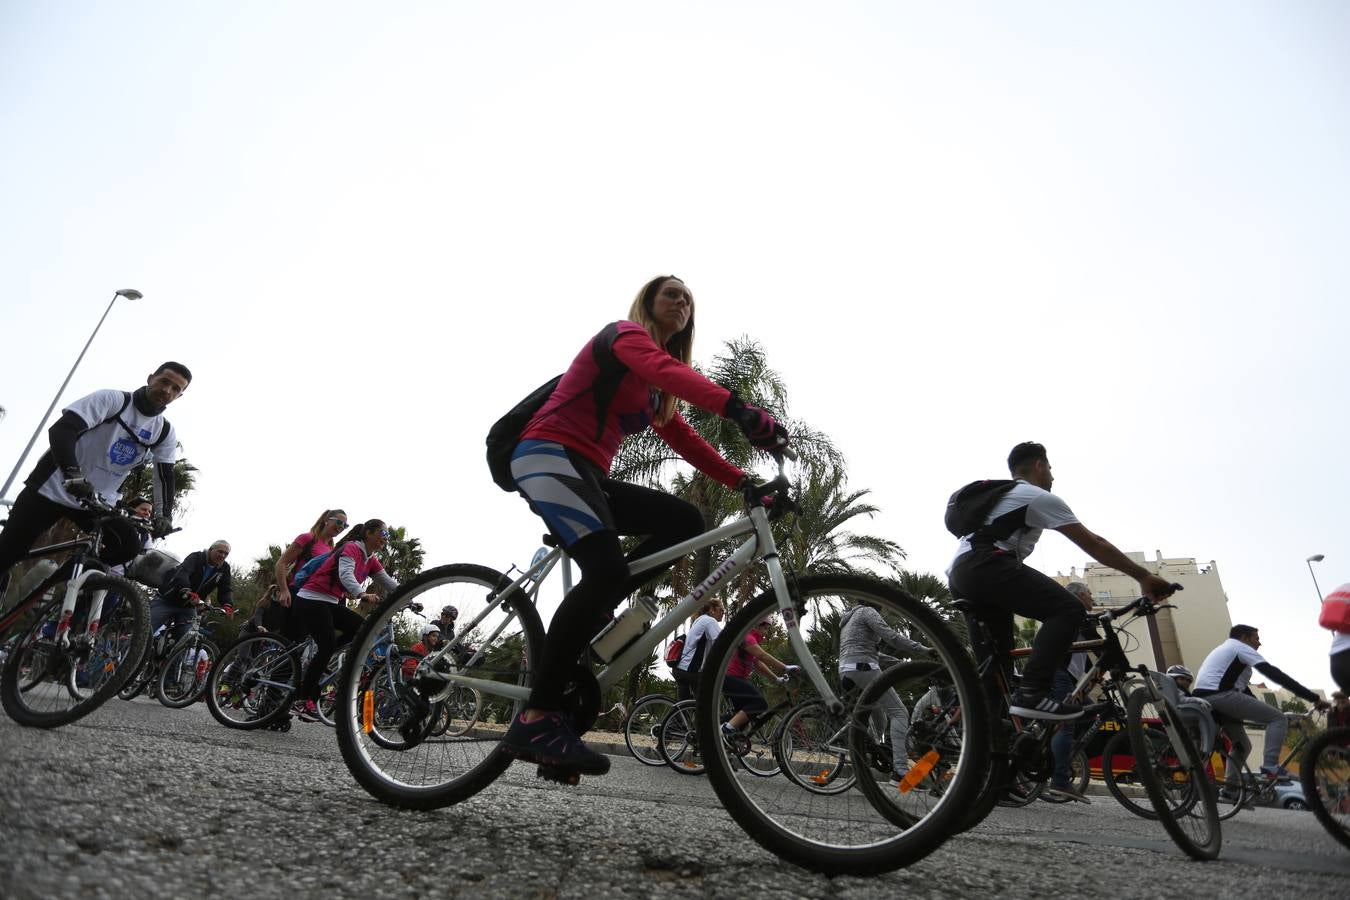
[499,274,788,778]
[720,621,796,745]
[290,518,399,721]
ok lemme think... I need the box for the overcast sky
[2,2,1347,694]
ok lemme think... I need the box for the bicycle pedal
[536,765,581,786]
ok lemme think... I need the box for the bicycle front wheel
[775,699,857,795]
[1125,688,1221,860]
[205,634,297,729]
[697,574,988,876]
[1,574,149,728]
[157,636,218,708]
[625,693,676,766]
[334,563,545,810]
[1301,725,1350,851]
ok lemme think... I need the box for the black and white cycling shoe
[1009,691,1083,721]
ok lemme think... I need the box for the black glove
[151,515,173,538]
[61,467,95,500]
[724,393,788,451]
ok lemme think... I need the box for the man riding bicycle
[0,362,189,589]
[1194,624,1329,781]
[151,540,234,645]
[947,441,1175,720]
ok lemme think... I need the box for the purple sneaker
[500,712,610,776]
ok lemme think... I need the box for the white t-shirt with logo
[948,480,1079,571]
[37,390,178,508]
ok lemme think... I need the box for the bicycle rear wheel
[1301,725,1350,851]
[660,699,705,775]
[206,634,296,729]
[334,563,545,810]
[739,708,785,777]
[625,693,676,766]
[1,574,149,728]
[1125,689,1221,860]
[698,574,988,876]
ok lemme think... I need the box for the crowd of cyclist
[1,278,1345,790]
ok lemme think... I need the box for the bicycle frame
[1,535,113,652]
[416,500,841,712]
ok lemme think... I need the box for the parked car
[1273,782,1308,811]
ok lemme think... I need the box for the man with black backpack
[946,441,1175,720]
[0,362,189,588]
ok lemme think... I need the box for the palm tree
[118,458,198,520]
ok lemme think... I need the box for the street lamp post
[1306,554,1326,603]
[0,289,143,507]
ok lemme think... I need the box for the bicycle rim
[1301,726,1350,851]
[157,636,216,708]
[334,563,545,809]
[697,574,989,876]
[1,574,149,728]
[775,699,856,795]
[624,693,676,767]
[661,700,705,775]
[206,635,296,729]
[1125,689,1221,860]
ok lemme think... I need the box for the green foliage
[118,459,198,520]
[610,336,905,614]
[380,526,425,585]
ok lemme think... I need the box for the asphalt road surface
[2,698,1347,899]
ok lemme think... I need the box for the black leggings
[1332,648,1350,694]
[528,479,703,711]
[949,546,1086,696]
[288,595,364,702]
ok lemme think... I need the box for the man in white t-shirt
[0,362,190,586]
[1194,624,1328,782]
[947,442,1175,721]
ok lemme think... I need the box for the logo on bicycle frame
[690,556,740,603]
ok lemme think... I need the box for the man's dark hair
[1007,441,1048,475]
[154,361,193,383]
[1230,624,1259,641]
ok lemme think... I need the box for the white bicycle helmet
[1166,664,1193,681]
[421,623,442,639]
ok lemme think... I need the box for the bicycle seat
[541,534,560,548]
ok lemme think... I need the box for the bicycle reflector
[898,749,942,794]
[362,690,374,733]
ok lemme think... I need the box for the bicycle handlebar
[1096,584,1185,622]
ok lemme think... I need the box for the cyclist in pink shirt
[500,274,787,778]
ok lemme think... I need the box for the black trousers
[0,485,94,583]
[528,479,703,711]
[949,546,1086,696]
[287,595,363,702]
[1332,647,1350,694]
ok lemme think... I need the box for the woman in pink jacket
[499,274,786,777]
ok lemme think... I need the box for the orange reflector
[898,749,941,794]
[811,769,831,785]
[362,690,374,733]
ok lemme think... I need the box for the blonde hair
[307,508,347,543]
[626,275,694,427]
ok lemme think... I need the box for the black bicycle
[912,589,1222,860]
[0,499,151,727]
[1301,723,1350,851]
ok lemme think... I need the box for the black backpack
[943,479,1020,539]
[485,323,629,492]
